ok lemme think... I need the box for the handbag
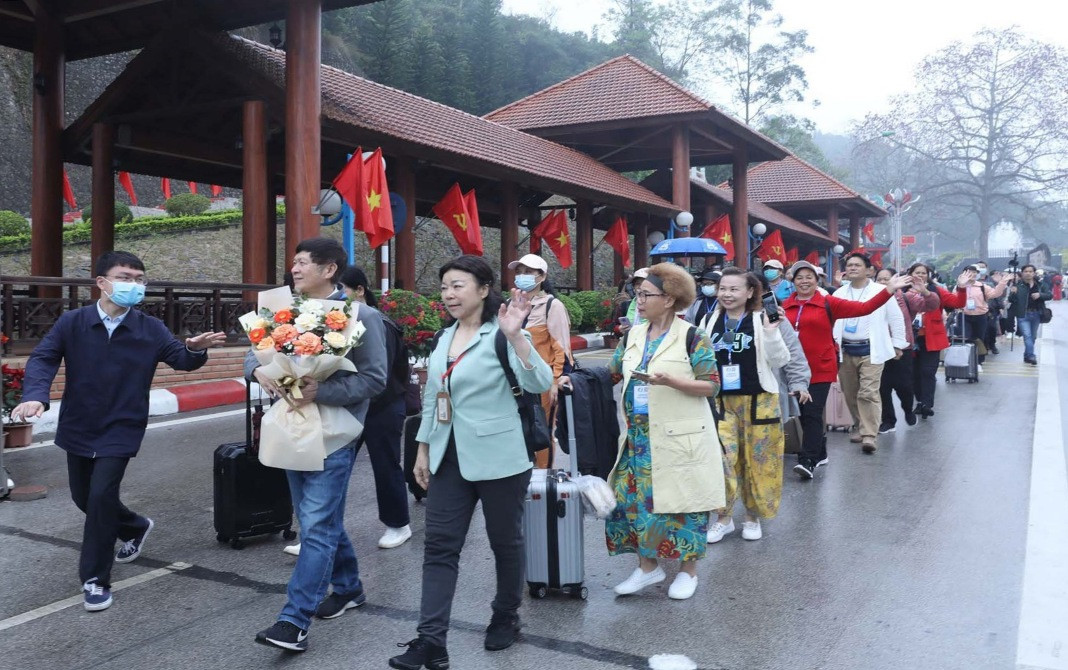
[493,330,552,460]
[1041,307,1053,324]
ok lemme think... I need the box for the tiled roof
[743,155,879,209]
[692,179,835,244]
[218,36,678,215]
[485,55,712,129]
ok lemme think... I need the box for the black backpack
[376,316,412,404]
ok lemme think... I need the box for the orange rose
[293,332,323,356]
[324,310,348,331]
[247,327,266,344]
[273,309,294,324]
[255,337,277,351]
[271,324,299,345]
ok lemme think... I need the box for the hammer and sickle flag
[433,183,482,255]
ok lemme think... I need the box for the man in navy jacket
[12,251,226,612]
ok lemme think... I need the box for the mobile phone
[761,291,780,323]
[631,369,652,380]
[618,316,632,327]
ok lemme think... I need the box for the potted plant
[2,363,33,448]
[378,290,447,384]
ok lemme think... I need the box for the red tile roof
[692,179,835,244]
[218,37,678,216]
[743,155,885,214]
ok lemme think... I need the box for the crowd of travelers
[9,240,1053,669]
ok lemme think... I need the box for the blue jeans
[280,445,361,630]
[1017,311,1042,359]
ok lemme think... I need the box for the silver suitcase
[523,389,587,600]
[945,311,979,383]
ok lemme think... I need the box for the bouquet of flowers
[240,287,367,471]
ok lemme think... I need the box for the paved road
[1,310,1064,670]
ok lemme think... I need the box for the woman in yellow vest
[604,262,723,601]
[508,254,573,468]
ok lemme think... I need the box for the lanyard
[793,299,809,331]
[722,312,747,365]
[441,351,468,391]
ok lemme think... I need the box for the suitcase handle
[557,384,580,478]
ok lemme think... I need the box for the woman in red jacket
[907,263,969,418]
[780,261,911,479]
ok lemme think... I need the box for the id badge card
[436,391,452,423]
[844,318,859,334]
[966,298,977,310]
[632,383,650,415]
[721,364,742,391]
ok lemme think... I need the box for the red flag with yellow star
[361,148,394,248]
[532,210,572,268]
[332,147,373,240]
[462,189,484,256]
[700,213,733,260]
[756,229,787,265]
[805,250,820,265]
[433,183,480,255]
[161,177,172,201]
[118,171,138,206]
[863,221,875,243]
[604,215,631,267]
[62,169,77,210]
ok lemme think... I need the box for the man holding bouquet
[249,237,388,653]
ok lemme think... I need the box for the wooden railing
[1,276,276,355]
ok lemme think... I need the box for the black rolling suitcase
[213,386,296,549]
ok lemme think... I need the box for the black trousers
[912,343,941,409]
[797,382,830,468]
[984,313,1000,351]
[964,314,989,363]
[67,453,147,587]
[354,396,410,528]
[417,439,531,646]
[880,354,915,425]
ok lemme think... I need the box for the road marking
[1016,330,1068,670]
[0,562,192,632]
[10,409,247,452]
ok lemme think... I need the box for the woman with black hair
[907,263,969,417]
[389,256,552,670]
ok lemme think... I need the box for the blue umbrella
[649,237,728,257]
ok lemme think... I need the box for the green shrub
[555,293,583,332]
[82,202,133,225]
[164,193,211,217]
[0,209,242,252]
[0,211,29,237]
[571,290,613,331]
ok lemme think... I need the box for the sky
[500,0,1068,136]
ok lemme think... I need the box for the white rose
[253,317,270,330]
[301,299,325,316]
[323,331,347,349]
[294,312,321,333]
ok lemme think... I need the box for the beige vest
[611,318,726,514]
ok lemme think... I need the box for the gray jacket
[244,296,388,447]
[774,320,811,419]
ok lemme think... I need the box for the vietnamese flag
[361,148,395,248]
[188,182,198,194]
[62,169,77,210]
[604,216,631,268]
[161,177,172,201]
[805,250,820,265]
[211,184,223,198]
[433,183,480,255]
[871,251,884,268]
[118,171,138,205]
[863,221,875,243]
[462,189,484,256]
[785,247,799,265]
[700,213,733,260]
[332,147,373,238]
[532,210,572,268]
[757,229,787,265]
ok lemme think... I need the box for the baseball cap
[763,259,785,270]
[787,260,820,280]
[698,268,722,282]
[508,254,549,273]
[632,267,649,281]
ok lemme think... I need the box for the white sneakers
[378,525,412,549]
[741,520,762,540]
[667,572,698,600]
[706,519,735,543]
[283,543,301,556]
[613,566,666,595]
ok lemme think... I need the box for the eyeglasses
[635,291,665,301]
[106,274,148,286]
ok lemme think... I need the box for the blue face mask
[701,285,717,298]
[763,269,780,281]
[514,274,538,292]
[105,279,146,308]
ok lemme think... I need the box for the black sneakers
[793,462,814,480]
[389,637,450,670]
[904,408,917,426]
[255,621,308,652]
[484,612,521,651]
[314,589,366,619]
[878,422,896,434]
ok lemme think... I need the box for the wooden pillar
[671,125,691,228]
[242,100,268,291]
[527,209,541,254]
[30,6,64,282]
[90,123,115,265]
[731,146,750,268]
[500,182,519,290]
[849,213,860,252]
[613,245,624,287]
[284,0,322,261]
[828,205,840,277]
[266,187,278,285]
[633,219,649,269]
[576,201,593,290]
[394,158,416,291]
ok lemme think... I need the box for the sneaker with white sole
[815,457,829,468]
[283,543,300,556]
[667,573,698,600]
[706,518,735,543]
[115,517,153,564]
[741,520,762,541]
[315,590,366,619]
[255,621,308,652]
[793,462,814,480]
[83,578,112,611]
[613,566,666,595]
[378,525,412,549]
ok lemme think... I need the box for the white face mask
[701,285,717,298]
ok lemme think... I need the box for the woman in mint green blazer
[390,256,552,670]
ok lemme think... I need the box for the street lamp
[884,188,918,268]
[748,223,767,267]
[667,211,693,239]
